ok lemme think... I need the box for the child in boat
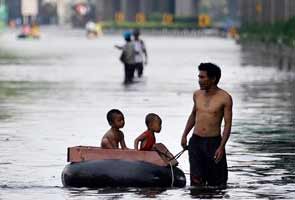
[101,109,128,149]
[134,113,162,151]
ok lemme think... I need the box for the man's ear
[211,77,217,83]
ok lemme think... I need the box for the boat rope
[154,149,171,159]
[169,147,188,161]
[168,147,189,187]
[153,145,188,187]
[169,162,175,187]
[169,148,188,187]
[155,147,187,162]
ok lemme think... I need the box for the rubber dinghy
[62,144,186,188]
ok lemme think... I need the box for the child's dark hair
[198,63,221,84]
[106,109,123,125]
[145,113,161,127]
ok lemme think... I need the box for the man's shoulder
[193,90,202,97]
[194,89,202,94]
[217,89,233,104]
[218,89,232,98]
[124,42,135,52]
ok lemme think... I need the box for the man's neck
[204,85,219,95]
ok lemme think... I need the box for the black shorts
[188,134,228,186]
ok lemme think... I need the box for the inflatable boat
[61,144,186,188]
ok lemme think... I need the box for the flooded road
[0,27,294,199]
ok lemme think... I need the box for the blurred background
[0,0,294,200]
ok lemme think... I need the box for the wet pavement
[0,27,294,199]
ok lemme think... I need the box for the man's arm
[114,45,123,50]
[220,95,232,147]
[141,40,148,65]
[181,93,197,148]
[214,94,233,162]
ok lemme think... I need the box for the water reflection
[188,186,228,199]
[65,187,167,199]
[229,50,295,199]
[0,28,295,199]
[241,43,295,72]
[134,187,167,198]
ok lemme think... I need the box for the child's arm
[134,133,146,150]
[119,132,128,149]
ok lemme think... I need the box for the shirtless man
[181,63,233,186]
[101,109,128,149]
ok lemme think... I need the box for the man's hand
[181,136,187,149]
[214,146,225,163]
[114,45,123,50]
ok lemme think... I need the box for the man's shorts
[188,134,228,186]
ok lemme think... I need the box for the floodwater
[0,27,294,199]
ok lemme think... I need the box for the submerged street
[0,27,294,199]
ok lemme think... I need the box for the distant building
[175,0,198,17]
[227,0,239,20]
[5,0,21,23]
[6,0,41,24]
[4,0,206,26]
[39,0,58,24]
[95,0,199,22]
[238,0,295,25]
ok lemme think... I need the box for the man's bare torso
[193,88,229,137]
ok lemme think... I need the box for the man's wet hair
[198,63,221,84]
[145,113,161,127]
[106,109,123,125]
[133,28,140,36]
